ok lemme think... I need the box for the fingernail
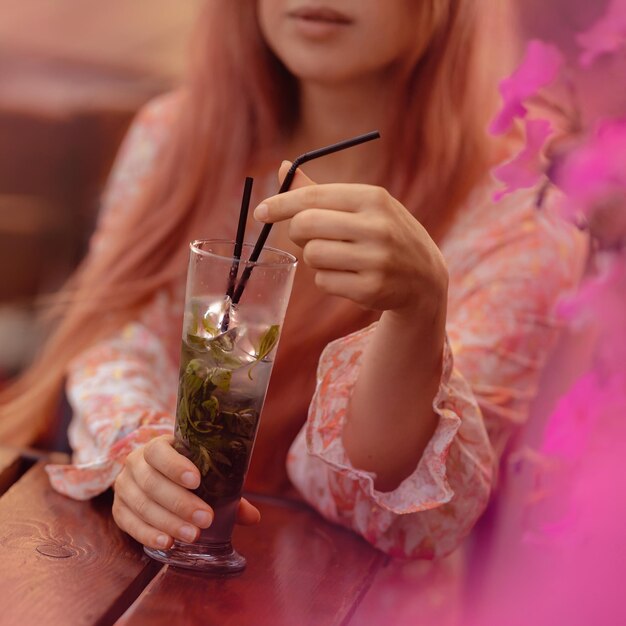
[254,203,269,221]
[180,525,198,543]
[192,510,213,527]
[181,471,198,488]
[156,534,170,548]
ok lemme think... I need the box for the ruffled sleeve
[45,292,179,500]
[286,186,588,559]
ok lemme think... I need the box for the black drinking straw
[231,130,380,304]
[221,176,254,331]
[226,176,254,299]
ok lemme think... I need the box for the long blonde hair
[0,0,513,445]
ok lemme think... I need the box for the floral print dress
[46,94,587,559]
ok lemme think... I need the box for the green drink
[145,240,296,574]
[176,304,278,538]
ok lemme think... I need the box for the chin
[280,50,369,85]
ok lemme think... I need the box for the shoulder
[126,90,184,141]
[99,91,184,220]
[443,178,589,298]
[89,91,185,256]
[108,90,184,183]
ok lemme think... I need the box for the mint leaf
[248,324,280,380]
[209,368,232,392]
[256,325,280,361]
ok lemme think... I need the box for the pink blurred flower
[490,41,564,135]
[577,0,626,67]
[541,372,602,462]
[493,118,553,200]
[557,251,626,366]
[553,118,626,243]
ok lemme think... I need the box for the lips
[287,6,353,25]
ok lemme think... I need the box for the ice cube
[210,326,239,352]
[186,295,239,339]
[205,296,237,334]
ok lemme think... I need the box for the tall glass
[144,239,296,574]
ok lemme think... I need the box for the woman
[0,1,584,559]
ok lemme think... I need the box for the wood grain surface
[0,461,160,626]
[117,496,387,626]
[0,454,390,626]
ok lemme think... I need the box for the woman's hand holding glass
[112,435,260,550]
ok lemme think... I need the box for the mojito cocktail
[145,239,296,573]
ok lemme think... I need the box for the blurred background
[0,0,203,381]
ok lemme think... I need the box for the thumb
[278,160,317,190]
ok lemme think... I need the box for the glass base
[144,540,246,575]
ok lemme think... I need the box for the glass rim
[190,238,297,268]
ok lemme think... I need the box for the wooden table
[0,448,398,626]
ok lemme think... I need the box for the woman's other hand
[256,162,449,490]
[254,161,448,317]
[112,435,260,549]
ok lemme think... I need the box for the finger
[143,435,201,490]
[129,458,214,529]
[255,183,387,223]
[288,209,373,248]
[278,160,317,190]
[236,498,261,526]
[112,497,174,550]
[117,471,202,543]
[314,269,376,305]
[303,240,372,272]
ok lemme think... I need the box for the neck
[287,72,402,184]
